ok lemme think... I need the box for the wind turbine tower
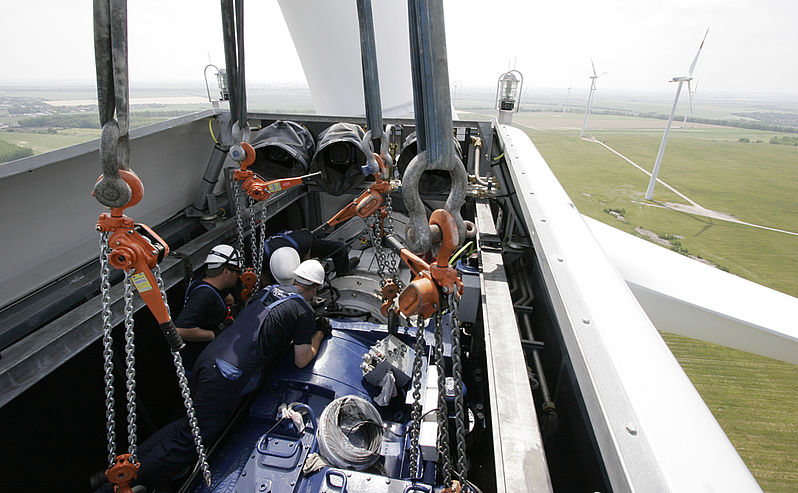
[580,59,605,137]
[645,29,709,200]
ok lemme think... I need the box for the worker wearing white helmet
[133,258,332,490]
[270,247,301,286]
[174,244,242,371]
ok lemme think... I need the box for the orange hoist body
[94,169,183,351]
[105,454,140,493]
[239,268,258,302]
[395,209,463,318]
[232,142,318,202]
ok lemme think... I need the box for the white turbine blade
[591,57,597,77]
[688,27,709,76]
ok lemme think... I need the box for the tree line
[0,139,34,163]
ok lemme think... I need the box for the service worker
[269,246,301,286]
[264,228,358,280]
[175,244,242,371]
[130,259,332,492]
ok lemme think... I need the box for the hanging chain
[247,196,258,267]
[433,310,452,488]
[383,193,402,289]
[99,233,117,467]
[367,215,388,281]
[153,266,213,487]
[234,181,246,260]
[408,314,426,479]
[253,206,267,292]
[448,293,468,484]
[123,272,138,462]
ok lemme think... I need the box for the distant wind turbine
[645,28,709,200]
[680,78,699,126]
[580,59,607,137]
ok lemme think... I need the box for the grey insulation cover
[310,122,370,195]
[249,120,315,180]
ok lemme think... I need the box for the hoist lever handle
[384,235,429,276]
[313,154,390,235]
[98,218,185,352]
[234,170,321,202]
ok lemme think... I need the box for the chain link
[173,350,213,487]
[254,206,267,293]
[448,293,468,483]
[123,273,138,462]
[408,314,426,479]
[248,196,257,267]
[433,311,452,488]
[152,266,213,486]
[234,181,246,260]
[99,233,117,467]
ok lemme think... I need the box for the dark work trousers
[310,238,349,275]
[132,361,247,491]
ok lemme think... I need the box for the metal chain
[433,311,452,488]
[172,350,212,487]
[234,181,246,260]
[367,215,388,281]
[383,193,402,289]
[248,196,257,267]
[153,266,213,487]
[408,314,426,479]
[99,233,117,467]
[448,293,468,483]
[123,272,138,462]
[254,206,267,292]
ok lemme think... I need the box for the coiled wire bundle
[317,395,384,470]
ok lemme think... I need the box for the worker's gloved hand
[315,316,332,338]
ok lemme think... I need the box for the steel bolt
[582,317,590,324]
[626,423,638,435]
[366,476,371,481]
[127,230,134,235]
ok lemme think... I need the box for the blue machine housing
[191,320,448,493]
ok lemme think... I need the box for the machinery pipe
[191,143,230,212]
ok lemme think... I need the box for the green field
[515,113,798,492]
[0,128,100,155]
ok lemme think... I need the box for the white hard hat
[294,259,325,286]
[270,247,301,286]
[204,244,242,269]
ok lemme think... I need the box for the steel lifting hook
[402,151,468,254]
[94,170,184,351]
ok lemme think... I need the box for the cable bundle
[317,395,384,470]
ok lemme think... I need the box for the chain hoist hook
[402,152,468,254]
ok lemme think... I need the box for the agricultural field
[508,111,798,492]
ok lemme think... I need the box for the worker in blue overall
[264,229,358,282]
[129,259,332,492]
[175,244,242,372]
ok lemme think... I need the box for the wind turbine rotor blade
[688,27,710,76]
[591,58,597,77]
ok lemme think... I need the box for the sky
[1,0,797,96]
